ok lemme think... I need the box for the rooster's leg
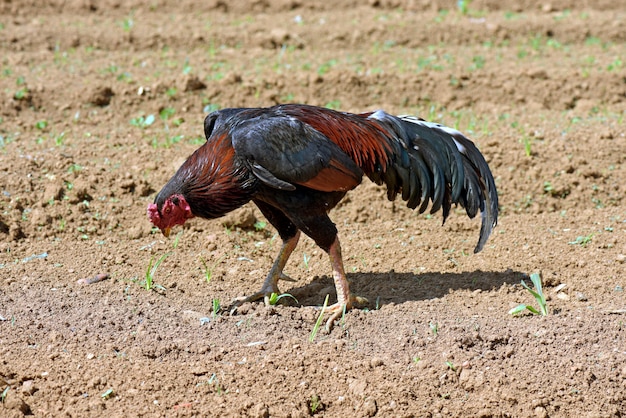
[233,231,301,306]
[323,236,368,330]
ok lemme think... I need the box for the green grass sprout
[568,233,593,247]
[172,230,183,249]
[101,388,114,400]
[199,254,225,283]
[211,298,221,318]
[509,272,548,316]
[268,292,298,306]
[310,294,329,342]
[145,253,170,291]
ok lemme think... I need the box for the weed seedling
[302,253,311,271]
[172,230,183,249]
[521,135,533,157]
[253,220,267,231]
[568,233,593,247]
[101,388,114,400]
[310,395,321,414]
[145,253,170,291]
[310,294,330,342]
[429,321,439,335]
[268,292,298,306]
[199,254,225,283]
[509,272,548,316]
[130,114,155,129]
[211,298,221,318]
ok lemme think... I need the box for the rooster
[147,104,498,326]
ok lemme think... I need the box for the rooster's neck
[179,133,256,219]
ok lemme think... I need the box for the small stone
[616,254,625,264]
[534,406,548,418]
[370,357,384,368]
[556,292,569,300]
[21,380,36,395]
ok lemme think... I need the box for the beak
[162,227,171,238]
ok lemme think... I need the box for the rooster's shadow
[286,268,525,309]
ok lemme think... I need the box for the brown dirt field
[1,0,625,416]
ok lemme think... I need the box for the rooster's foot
[319,294,368,332]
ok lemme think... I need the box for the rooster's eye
[164,207,171,214]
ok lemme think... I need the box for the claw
[279,272,296,282]
[323,295,369,331]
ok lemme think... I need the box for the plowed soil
[1,0,625,416]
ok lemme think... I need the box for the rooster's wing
[231,114,363,193]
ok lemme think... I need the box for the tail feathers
[366,111,498,253]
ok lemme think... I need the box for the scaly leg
[323,236,368,330]
[232,231,301,306]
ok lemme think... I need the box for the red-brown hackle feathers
[176,132,255,219]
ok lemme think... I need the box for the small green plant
[205,373,226,395]
[457,0,471,14]
[199,257,213,282]
[268,292,298,306]
[1,386,9,403]
[101,388,114,400]
[119,13,134,32]
[211,298,221,318]
[302,253,311,271]
[172,230,183,249]
[310,394,321,414]
[253,220,267,231]
[199,255,225,283]
[521,135,533,157]
[434,9,449,23]
[14,87,29,100]
[509,272,548,316]
[317,59,337,76]
[145,253,170,291]
[130,114,155,129]
[429,321,439,335]
[35,120,48,130]
[159,106,176,120]
[469,55,485,71]
[568,233,593,247]
[54,132,66,146]
[324,100,341,110]
[607,57,622,72]
[310,294,330,342]
[67,163,82,174]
